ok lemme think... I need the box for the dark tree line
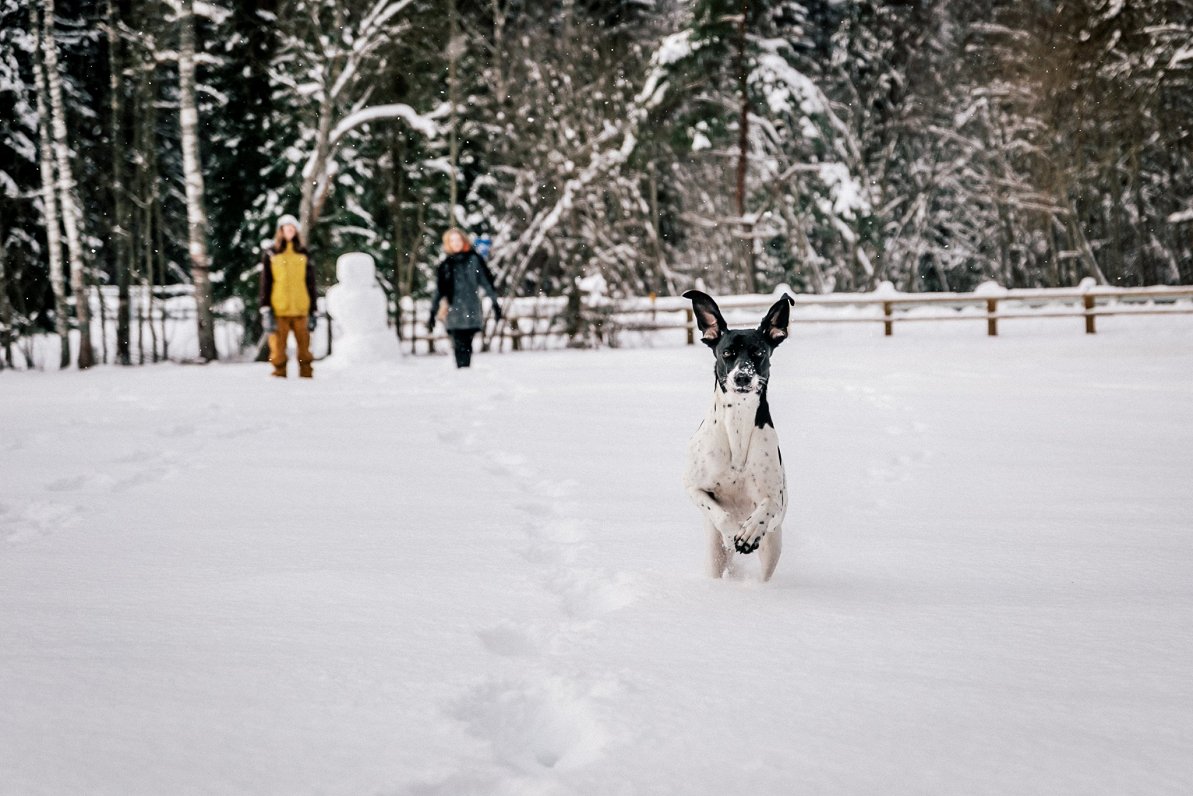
[1,0,1191,368]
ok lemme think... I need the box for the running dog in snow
[682,290,794,581]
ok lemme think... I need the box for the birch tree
[0,217,11,369]
[176,0,217,360]
[41,0,93,368]
[32,6,70,368]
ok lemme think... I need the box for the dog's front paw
[733,517,769,554]
[733,531,763,554]
[734,536,760,554]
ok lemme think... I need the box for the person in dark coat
[428,228,501,368]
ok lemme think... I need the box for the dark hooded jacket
[430,251,500,331]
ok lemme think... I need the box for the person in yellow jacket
[259,214,317,378]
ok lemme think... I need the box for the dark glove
[308,314,317,332]
[260,306,276,333]
[426,318,436,334]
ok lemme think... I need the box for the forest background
[1,0,1191,368]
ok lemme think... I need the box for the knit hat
[277,214,300,233]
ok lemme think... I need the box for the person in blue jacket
[428,228,501,368]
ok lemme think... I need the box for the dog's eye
[722,350,734,359]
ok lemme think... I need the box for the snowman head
[336,252,377,289]
[328,252,388,336]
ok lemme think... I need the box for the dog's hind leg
[758,528,782,582]
[706,519,731,578]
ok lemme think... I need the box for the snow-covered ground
[2,317,1192,795]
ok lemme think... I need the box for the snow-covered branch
[328,102,440,148]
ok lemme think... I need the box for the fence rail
[8,283,1192,369]
[399,284,1193,353]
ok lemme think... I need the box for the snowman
[324,252,401,366]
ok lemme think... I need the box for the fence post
[987,298,998,336]
[409,305,417,355]
[1083,294,1096,334]
[511,317,522,351]
[160,305,169,361]
[685,308,695,345]
[883,301,893,336]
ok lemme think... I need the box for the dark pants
[450,328,479,368]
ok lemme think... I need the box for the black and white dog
[682,290,794,581]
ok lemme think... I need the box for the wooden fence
[20,283,1180,367]
[398,284,1193,353]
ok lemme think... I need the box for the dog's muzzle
[731,368,758,393]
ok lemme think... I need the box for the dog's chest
[687,397,782,497]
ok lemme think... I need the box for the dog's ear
[682,290,728,348]
[759,294,795,346]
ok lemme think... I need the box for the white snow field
[3,317,1193,795]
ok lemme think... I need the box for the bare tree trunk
[136,60,158,363]
[299,89,334,236]
[388,130,405,337]
[1067,203,1108,285]
[143,208,157,363]
[42,0,94,369]
[490,0,508,108]
[136,291,145,365]
[1106,151,1125,284]
[986,105,1017,286]
[108,0,132,364]
[404,201,425,302]
[1044,214,1060,288]
[97,285,110,363]
[298,2,347,237]
[646,160,674,295]
[10,264,34,368]
[775,194,826,294]
[734,0,755,293]
[154,187,169,360]
[1129,144,1153,285]
[446,0,461,224]
[177,0,217,360]
[33,3,72,368]
[136,147,149,365]
[0,216,12,369]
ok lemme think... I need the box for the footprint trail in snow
[422,368,637,789]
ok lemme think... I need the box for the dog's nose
[734,371,753,387]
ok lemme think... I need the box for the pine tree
[0,1,47,367]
